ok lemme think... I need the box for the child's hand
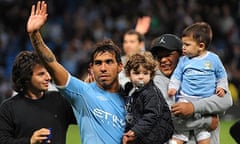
[122,130,135,144]
[216,87,225,97]
[168,88,177,97]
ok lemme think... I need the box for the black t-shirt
[0,91,76,144]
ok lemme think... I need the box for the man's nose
[100,63,107,71]
[159,57,168,64]
[46,72,51,81]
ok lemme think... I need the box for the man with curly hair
[0,51,76,144]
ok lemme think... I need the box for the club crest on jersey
[204,61,212,69]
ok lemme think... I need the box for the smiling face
[91,51,123,92]
[156,50,181,78]
[28,64,51,93]
[11,51,52,97]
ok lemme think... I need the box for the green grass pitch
[66,120,237,144]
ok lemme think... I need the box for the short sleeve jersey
[58,75,126,144]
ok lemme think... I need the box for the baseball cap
[150,34,182,53]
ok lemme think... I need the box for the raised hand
[135,16,151,35]
[27,1,48,33]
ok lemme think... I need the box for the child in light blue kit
[168,22,228,144]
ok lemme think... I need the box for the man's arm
[193,91,233,114]
[171,91,233,116]
[27,1,68,86]
[193,67,231,114]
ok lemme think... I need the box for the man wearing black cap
[151,34,182,106]
[150,34,232,144]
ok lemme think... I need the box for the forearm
[29,31,56,63]
[29,31,68,86]
[217,77,228,91]
[193,91,232,114]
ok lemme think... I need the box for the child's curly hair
[125,52,157,79]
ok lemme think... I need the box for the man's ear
[89,63,93,68]
[118,62,123,73]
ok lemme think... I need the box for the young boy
[122,52,173,144]
[168,22,228,144]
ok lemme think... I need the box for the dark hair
[125,52,157,79]
[90,39,122,64]
[11,51,43,92]
[124,29,145,42]
[182,22,212,49]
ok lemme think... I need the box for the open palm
[135,16,151,35]
[27,1,48,33]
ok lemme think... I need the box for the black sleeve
[230,120,240,143]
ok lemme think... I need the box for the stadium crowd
[0,0,240,106]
